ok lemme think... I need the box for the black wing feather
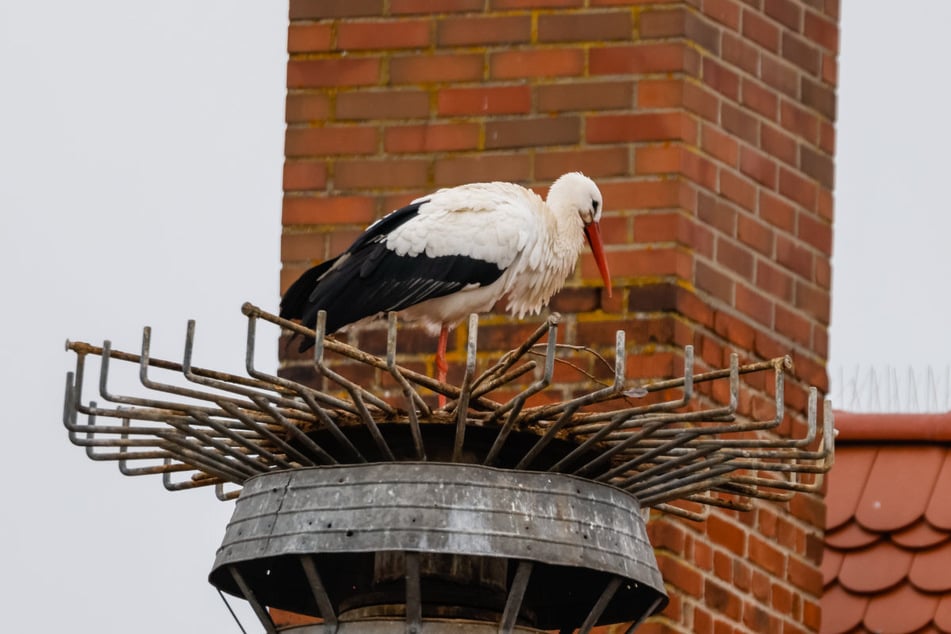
[280,199,505,351]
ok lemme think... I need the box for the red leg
[436,325,449,407]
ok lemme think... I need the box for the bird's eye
[592,200,600,212]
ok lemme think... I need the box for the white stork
[280,171,613,388]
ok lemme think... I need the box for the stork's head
[548,172,613,297]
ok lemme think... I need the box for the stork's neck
[545,198,586,257]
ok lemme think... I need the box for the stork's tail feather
[279,260,335,320]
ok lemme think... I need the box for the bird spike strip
[63,302,834,521]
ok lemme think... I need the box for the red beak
[584,222,613,298]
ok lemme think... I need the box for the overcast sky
[1,1,949,632]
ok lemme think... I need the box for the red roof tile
[910,542,951,592]
[823,413,951,634]
[838,540,911,593]
[824,446,876,531]
[864,584,939,633]
[927,452,951,530]
[854,446,945,533]
[821,584,866,634]
[825,519,877,550]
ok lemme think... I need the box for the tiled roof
[822,412,951,634]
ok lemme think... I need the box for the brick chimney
[279,1,839,632]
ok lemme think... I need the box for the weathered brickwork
[279,1,839,632]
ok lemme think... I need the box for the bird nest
[63,302,834,521]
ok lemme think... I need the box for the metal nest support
[62,302,835,633]
[63,302,834,516]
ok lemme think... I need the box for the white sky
[1,1,949,631]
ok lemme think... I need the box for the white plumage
[280,172,613,386]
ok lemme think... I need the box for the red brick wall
[280,1,838,632]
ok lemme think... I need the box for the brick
[703,57,740,100]
[492,0,583,7]
[797,210,832,255]
[548,287,600,313]
[787,555,822,594]
[749,534,786,577]
[285,126,378,157]
[287,24,333,53]
[284,160,328,191]
[437,85,531,116]
[740,145,777,188]
[782,31,820,75]
[719,169,757,212]
[759,191,795,233]
[756,259,794,301]
[778,166,817,210]
[742,78,779,120]
[696,260,734,303]
[722,31,760,76]
[765,0,802,31]
[704,578,742,620]
[685,11,723,54]
[737,211,773,255]
[736,280,773,325]
[287,58,381,89]
[590,42,698,76]
[434,153,530,186]
[535,146,631,180]
[701,123,739,166]
[799,145,834,189]
[742,8,780,51]
[632,211,688,244]
[713,310,756,351]
[801,75,836,119]
[437,15,531,47]
[335,158,429,189]
[762,123,798,166]
[391,0,483,14]
[490,49,584,79]
[600,179,684,210]
[390,53,483,84]
[775,303,811,346]
[775,234,813,280]
[721,101,758,146]
[819,118,836,155]
[282,195,377,226]
[639,7,686,39]
[697,190,736,234]
[704,0,741,29]
[338,19,431,51]
[707,513,747,555]
[281,232,325,263]
[538,11,633,42]
[822,50,838,86]
[679,82,716,123]
[290,0,383,19]
[795,279,830,324]
[637,78,683,108]
[587,112,697,144]
[384,122,480,153]
[717,235,754,278]
[761,54,799,99]
[804,10,838,52]
[587,247,691,280]
[336,90,430,120]
[485,116,580,149]
[537,80,634,112]
[636,145,681,176]
[780,100,819,143]
[681,150,719,191]
[286,94,331,123]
